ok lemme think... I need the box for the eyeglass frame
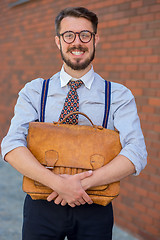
[58,30,96,44]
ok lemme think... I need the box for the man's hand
[47,170,93,207]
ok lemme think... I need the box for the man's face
[55,17,99,72]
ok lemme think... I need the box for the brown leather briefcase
[23,112,121,206]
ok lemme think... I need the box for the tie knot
[68,80,83,90]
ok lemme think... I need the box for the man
[1,7,147,240]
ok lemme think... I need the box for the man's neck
[63,63,92,79]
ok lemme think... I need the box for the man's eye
[81,33,90,39]
[65,34,73,39]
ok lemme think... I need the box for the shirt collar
[60,65,94,89]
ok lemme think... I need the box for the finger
[77,198,86,205]
[47,191,58,202]
[82,192,93,205]
[54,195,63,205]
[69,203,76,208]
[61,200,67,206]
[76,170,93,180]
[74,201,81,206]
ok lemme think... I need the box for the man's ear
[94,34,100,48]
[55,36,60,50]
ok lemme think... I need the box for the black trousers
[22,195,114,240]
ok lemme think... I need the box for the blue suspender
[102,81,111,129]
[40,79,111,127]
[40,79,50,122]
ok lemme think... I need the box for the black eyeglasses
[58,30,95,44]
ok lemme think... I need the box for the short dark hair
[55,7,98,35]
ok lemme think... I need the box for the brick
[149,98,160,106]
[146,55,159,63]
[110,56,120,64]
[115,49,127,56]
[139,213,153,225]
[148,114,160,123]
[135,22,148,31]
[116,0,130,6]
[104,5,119,13]
[139,64,152,71]
[137,6,150,15]
[146,225,159,236]
[132,88,143,96]
[154,124,160,132]
[104,65,115,71]
[127,48,139,55]
[143,0,157,6]
[142,13,155,22]
[129,31,141,39]
[134,39,147,47]
[141,197,155,208]
[144,72,158,80]
[135,186,148,197]
[122,40,134,48]
[121,56,132,64]
[87,1,113,9]
[133,56,145,63]
[142,29,155,38]
[130,15,142,23]
[150,4,160,12]
[150,81,160,88]
[123,24,135,32]
[152,64,160,72]
[126,64,138,71]
[115,64,126,71]
[155,203,160,211]
[120,72,131,79]
[147,38,160,46]
[131,0,143,8]
[156,89,160,97]
[155,12,160,20]
[155,29,160,37]
[111,41,123,48]
[107,19,118,27]
[134,202,147,213]
[150,175,160,186]
[101,42,112,49]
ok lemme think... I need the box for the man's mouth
[67,46,88,56]
[71,51,84,56]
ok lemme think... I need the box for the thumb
[77,170,93,180]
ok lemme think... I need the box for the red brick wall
[0,1,160,239]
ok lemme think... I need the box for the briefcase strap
[40,78,111,128]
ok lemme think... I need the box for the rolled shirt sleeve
[1,78,43,159]
[111,83,147,175]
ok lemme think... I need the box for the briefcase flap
[27,121,121,171]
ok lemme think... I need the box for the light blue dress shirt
[1,66,147,175]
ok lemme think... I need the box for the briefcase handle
[58,111,96,127]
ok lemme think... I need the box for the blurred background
[0,1,160,240]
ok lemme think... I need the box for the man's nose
[73,34,82,44]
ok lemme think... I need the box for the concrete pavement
[0,158,139,240]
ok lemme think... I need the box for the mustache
[67,46,88,53]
